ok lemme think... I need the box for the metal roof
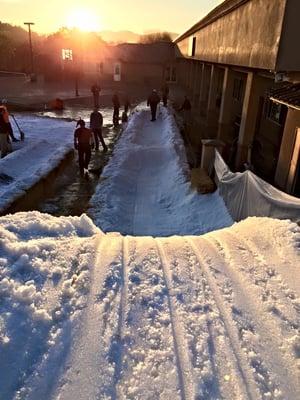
[269,83,300,111]
[175,0,250,43]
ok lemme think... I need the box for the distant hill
[99,30,140,44]
[99,30,179,44]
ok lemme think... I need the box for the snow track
[1,107,299,400]
[90,106,233,236]
[50,219,299,399]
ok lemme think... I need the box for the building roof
[269,83,300,111]
[175,0,250,43]
[108,42,175,64]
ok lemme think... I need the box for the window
[188,36,196,57]
[62,49,73,61]
[96,62,104,74]
[233,78,244,102]
[165,65,176,82]
[266,100,287,125]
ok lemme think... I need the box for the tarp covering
[214,150,300,222]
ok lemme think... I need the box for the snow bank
[0,115,75,212]
[0,211,101,399]
[90,104,233,236]
[0,212,299,399]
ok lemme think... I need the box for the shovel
[11,114,25,141]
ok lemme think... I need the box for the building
[101,42,175,87]
[174,0,300,196]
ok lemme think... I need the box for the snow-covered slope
[90,105,233,236]
[0,212,299,399]
[0,115,74,211]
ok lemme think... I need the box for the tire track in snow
[155,239,196,400]
[107,235,129,399]
[53,235,123,400]
[186,237,259,400]
[113,237,182,399]
[206,231,300,398]
[159,237,247,399]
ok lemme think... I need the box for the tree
[139,32,173,44]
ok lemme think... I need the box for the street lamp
[24,22,35,79]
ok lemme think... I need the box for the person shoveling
[10,115,25,141]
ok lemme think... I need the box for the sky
[1,0,222,35]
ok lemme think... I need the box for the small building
[174,0,300,196]
[102,42,176,87]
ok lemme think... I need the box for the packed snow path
[90,105,232,236]
[0,213,299,399]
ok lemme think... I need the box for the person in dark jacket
[161,83,169,107]
[0,108,10,158]
[179,96,192,129]
[91,83,101,108]
[0,100,18,142]
[74,119,94,175]
[147,89,161,121]
[124,94,130,113]
[112,92,120,127]
[90,108,107,152]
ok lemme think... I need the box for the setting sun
[66,8,101,32]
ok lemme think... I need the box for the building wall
[121,63,164,86]
[252,105,286,182]
[176,0,287,70]
[276,0,300,71]
[275,108,300,190]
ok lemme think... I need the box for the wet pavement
[35,124,120,216]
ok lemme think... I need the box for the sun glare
[66,9,101,32]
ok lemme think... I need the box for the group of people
[91,83,130,127]
[112,92,131,126]
[0,100,19,158]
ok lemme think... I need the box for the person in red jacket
[74,119,94,175]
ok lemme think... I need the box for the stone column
[218,67,235,141]
[235,72,265,169]
[206,65,220,137]
[192,62,201,105]
[275,108,300,191]
[199,64,210,117]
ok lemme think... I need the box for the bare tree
[139,32,173,44]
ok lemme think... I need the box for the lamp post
[24,22,35,77]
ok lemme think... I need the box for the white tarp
[214,150,300,222]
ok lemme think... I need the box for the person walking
[161,83,169,107]
[112,92,120,127]
[0,107,10,158]
[74,119,94,176]
[147,89,161,121]
[0,100,18,142]
[91,83,101,108]
[180,95,192,128]
[124,94,130,113]
[90,108,108,152]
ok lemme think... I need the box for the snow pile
[0,212,100,399]
[0,115,74,212]
[90,105,233,236]
[53,217,300,400]
[0,212,299,399]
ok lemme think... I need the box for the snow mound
[0,115,74,212]
[0,213,299,399]
[0,212,100,399]
[89,105,233,236]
